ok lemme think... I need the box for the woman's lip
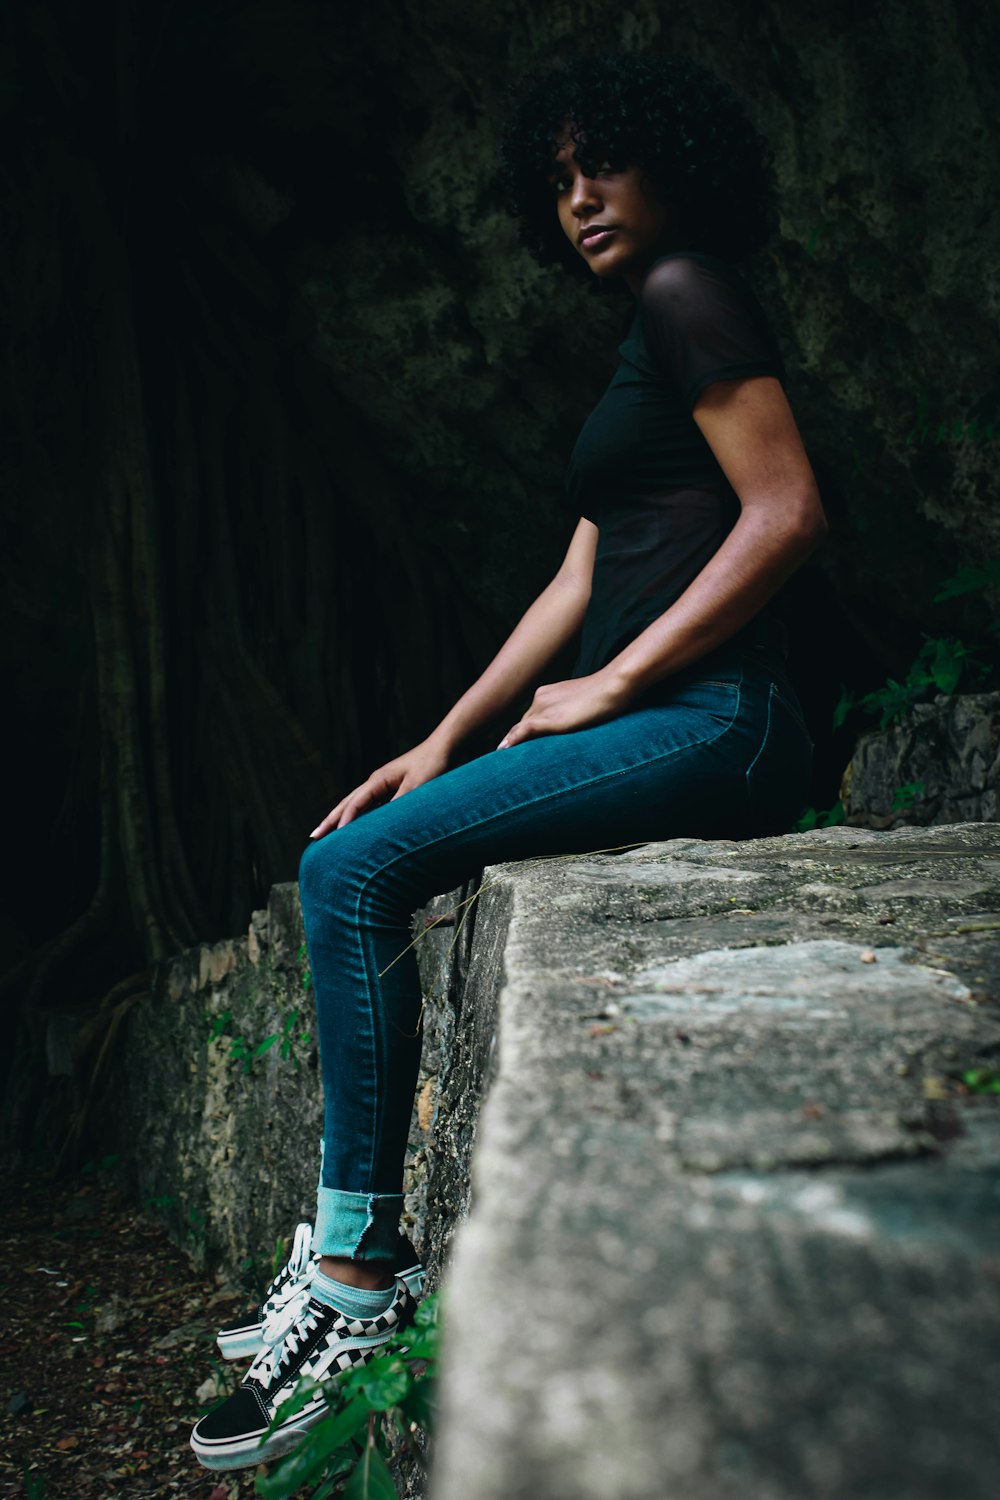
[579,226,616,249]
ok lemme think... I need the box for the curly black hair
[501,54,773,270]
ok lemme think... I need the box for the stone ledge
[115,823,1000,1498]
[430,823,1000,1500]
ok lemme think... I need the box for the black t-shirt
[568,252,785,677]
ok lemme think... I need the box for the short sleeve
[637,255,785,411]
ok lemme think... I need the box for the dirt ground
[0,1161,272,1500]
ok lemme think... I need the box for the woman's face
[551,133,674,289]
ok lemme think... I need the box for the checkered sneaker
[216,1221,319,1360]
[191,1275,415,1471]
[215,1224,424,1360]
[395,1241,426,1301]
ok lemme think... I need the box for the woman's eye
[552,176,571,194]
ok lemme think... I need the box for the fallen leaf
[55,1435,79,1451]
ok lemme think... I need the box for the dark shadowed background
[2,0,997,1153]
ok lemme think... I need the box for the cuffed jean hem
[314,1186,405,1261]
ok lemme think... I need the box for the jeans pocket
[745,682,814,832]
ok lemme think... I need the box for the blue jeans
[298,641,811,1259]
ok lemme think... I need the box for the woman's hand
[309,738,452,838]
[498,669,626,748]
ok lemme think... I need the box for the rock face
[295,0,1000,643]
[431,824,1000,1500]
[844,692,1000,828]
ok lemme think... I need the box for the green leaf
[356,1358,411,1412]
[795,803,844,832]
[253,1033,281,1060]
[929,637,965,694]
[255,1397,370,1499]
[933,561,1000,601]
[962,1068,1000,1095]
[206,1009,233,1043]
[343,1440,398,1500]
[861,676,923,729]
[399,1375,437,1431]
[335,1362,380,1400]
[891,781,925,811]
[309,1460,358,1500]
[399,1333,437,1361]
[413,1294,440,1331]
[831,688,856,730]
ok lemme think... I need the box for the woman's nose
[571,173,601,214]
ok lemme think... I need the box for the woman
[191,52,826,1471]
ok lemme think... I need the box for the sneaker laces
[256,1288,321,1382]
[265,1221,314,1299]
[285,1221,314,1280]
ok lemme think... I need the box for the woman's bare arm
[611,376,826,690]
[432,516,597,749]
[310,517,597,834]
[499,377,826,746]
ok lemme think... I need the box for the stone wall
[843,691,1000,829]
[117,879,490,1288]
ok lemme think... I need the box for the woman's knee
[298,823,384,919]
[298,834,342,917]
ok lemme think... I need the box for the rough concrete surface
[431,824,1000,1500]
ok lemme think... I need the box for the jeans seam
[349,673,746,1187]
[744,682,774,808]
[770,684,812,742]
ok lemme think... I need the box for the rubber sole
[190,1397,328,1470]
